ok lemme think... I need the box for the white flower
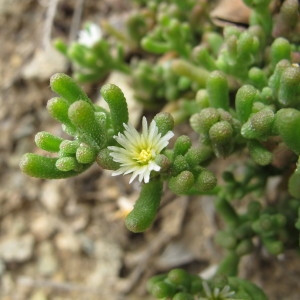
[108,117,174,184]
[78,23,102,47]
[199,281,236,300]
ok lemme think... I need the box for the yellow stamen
[137,149,152,163]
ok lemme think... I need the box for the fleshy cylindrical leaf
[47,97,76,135]
[278,66,300,107]
[20,153,87,179]
[195,169,217,192]
[248,140,272,166]
[35,131,63,153]
[76,144,97,164]
[68,100,107,149]
[270,37,291,68]
[173,135,192,157]
[125,180,163,232]
[206,71,229,110]
[274,108,300,155]
[154,112,174,136]
[50,73,92,104]
[100,83,128,134]
[55,157,79,172]
[168,170,194,195]
[190,108,220,135]
[96,148,120,170]
[235,85,258,122]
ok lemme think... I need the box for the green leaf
[50,73,92,105]
[100,83,129,134]
[168,170,195,195]
[20,153,89,179]
[68,100,107,149]
[235,85,258,123]
[207,70,230,110]
[288,171,300,199]
[125,180,163,232]
[274,108,300,155]
[35,131,63,153]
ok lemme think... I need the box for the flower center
[136,149,152,164]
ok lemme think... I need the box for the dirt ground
[1,1,300,299]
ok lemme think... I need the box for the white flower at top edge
[78,22,102,47]
[108,117,174,184]
[199,281,236,300]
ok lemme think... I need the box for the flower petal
[108,117,173,183]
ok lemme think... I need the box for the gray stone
[0,234,34,263]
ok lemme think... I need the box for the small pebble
[0,234,34,263]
